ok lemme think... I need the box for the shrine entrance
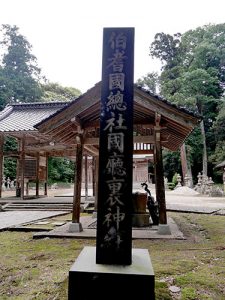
[0,82,201,229]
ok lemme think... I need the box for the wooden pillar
[72,133,84,226]
[134,162,137,182]
[26,182,29,195]
[36,152,40,197]
[20,136,25,200]
[92,157,96,197]
[84,154,88,201]
[16,143,20,196]
[0,134,4,198]
[44,154,48,196]
[154,114,167,225]
[94,156,99,211]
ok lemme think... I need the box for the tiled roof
[35,82,202,129]
[0,102,68,132]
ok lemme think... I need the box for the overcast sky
[0,0,225,93]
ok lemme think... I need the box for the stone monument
[96,27,134,264]
[68,28,155,300]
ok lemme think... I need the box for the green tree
[0,25,82,184]
[41,82,81,102]
[0,24,43,108]
[210,98,225,167]
[149,32,182,68]
[136,72,159,93]
[3,137,18,179]
[48,157,75,183]
[212,98,225,143]
[162,149,181,181]
[149,23,225,179]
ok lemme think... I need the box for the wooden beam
[57,132,76,143]
[71,116,82,126]
[134,135,155,143]
[84,145,99,156]
[45,149,76,158]
[140,124,155,129]
[72,135,165,146]
[52,126,76,141]
[133,150,154,155]
[83,137,99,145]
[47,121,72,137]
[3,151,19,157]
[83,120,100,129]
[82,135,169,146]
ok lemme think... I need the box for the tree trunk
[180,143,193,187]
[200,120,208,177]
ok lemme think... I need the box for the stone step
[4,206,72,211]
[5,208,72,211]
[2,202,93,212]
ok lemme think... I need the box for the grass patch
[0,232,95,299]
[133,212,225,299]
[181,287,197,300]
[155,281,172,299]
[0,212,225,299]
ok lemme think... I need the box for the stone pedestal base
[157,224,171,235]
[68,222,83,232]
[68,246,155,300]
[132,213,150,227]
[92,211,97,219]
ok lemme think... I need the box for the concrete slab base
[68,246,155,300]
[157,223,171,235]
[68,222,83,232]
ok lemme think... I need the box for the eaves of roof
[34,83,101,128]
[134,85,202,121]
[34,82,202,130]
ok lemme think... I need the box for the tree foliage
[3,137,18,179]
[136,72,159,93]
[48,157,75,183]
[162,149,181,181]
[149,23,225,180]
[0,25,82,183]
[0,25,43,108]
[149,32,182,68]
[41,82,81,102]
